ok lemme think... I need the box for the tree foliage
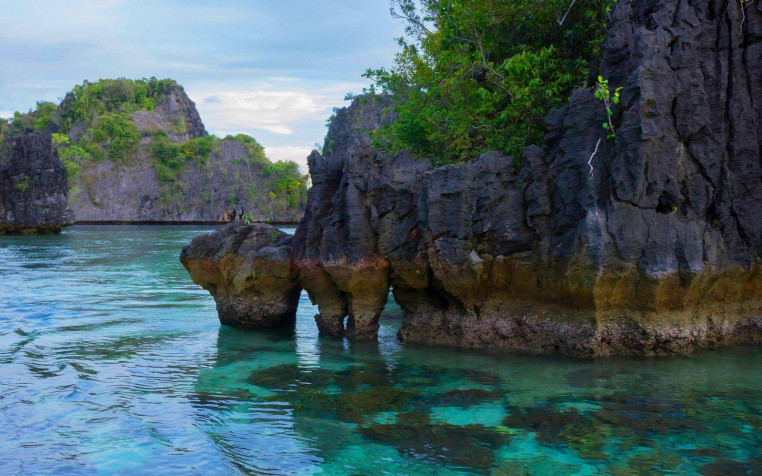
[262,161,308,209]
[58,77,178,130]
[365,0,618,165]
[86,112,141,162]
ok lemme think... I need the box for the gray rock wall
[73,139,302,223]
[0,132,74,234]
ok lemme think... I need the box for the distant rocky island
[0,78,307,225]
[182,0,762,356]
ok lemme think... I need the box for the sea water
[1,225,760,475]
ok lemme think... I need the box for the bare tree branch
[390,0,431,39]
[557,0,577,26]
[473,30,515,100]
[588,138,602,176]
[740,0,750,27]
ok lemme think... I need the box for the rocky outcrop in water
[0,132,74,234]
[183,0,762,356]
[180,222,300,328]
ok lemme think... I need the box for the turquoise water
[1,226,761,475]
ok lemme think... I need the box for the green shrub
[181,135,220,167]
[87,112,140,162]
[262,161,308,211]
[150,134,185,183]
[52,132,93,194]
[364,0,618,165]
[15,175,30,193]
[172,118,187,134]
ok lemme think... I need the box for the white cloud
[194,87,330,138]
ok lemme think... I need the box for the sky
[0,0,405,170]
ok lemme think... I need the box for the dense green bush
[150,134,226,182]
[150,133,186,183]
[181,135,221,167]
[0,118,9,149]
[87,112,141,162]
[262,161,308,210]
[52,133,90,195]
[365,0,617,165]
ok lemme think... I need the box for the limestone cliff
[69,86,305,223]
[183,0,762,356]
[0,132,74,234]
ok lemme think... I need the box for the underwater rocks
[180,221,301,328]
[183,0,762,356]
[0,131,74,234]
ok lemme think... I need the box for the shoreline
[74,220,301,226]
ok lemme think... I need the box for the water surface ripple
[1,225,761,474]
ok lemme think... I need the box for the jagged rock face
[180,222,301,329]
[73,140,302,223]
[0,132,74,234]
[131,86,207,144]
[292,97,431,339]
[186,0,762,356]
[501,0,762,354]
[290,0,762,355]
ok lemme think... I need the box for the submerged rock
[182,0,762,356]
[0,131,74,234]
[180,221,301,328]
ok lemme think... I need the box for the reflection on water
[1,225,761,474]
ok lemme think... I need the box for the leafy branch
[738,0,752,27]
[594,76,622,140]
[556,0,577,26]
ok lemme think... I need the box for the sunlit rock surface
[180,221,301,329]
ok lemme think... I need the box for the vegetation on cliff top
[363,0,618,165]
[1,78,307,216]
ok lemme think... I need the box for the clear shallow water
[1,226,761,475]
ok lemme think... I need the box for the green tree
[150,133,185,182]
[87,112,140,162]
[365,0,617,165]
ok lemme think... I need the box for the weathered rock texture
[131,86,207,144]
[0,132,75,234]
[73,139,302,223]
[180,221,301,329]
[71,87,303,223]
[184,0,762,356]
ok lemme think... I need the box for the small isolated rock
[0,131,74,234]
[180,221,301,329]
